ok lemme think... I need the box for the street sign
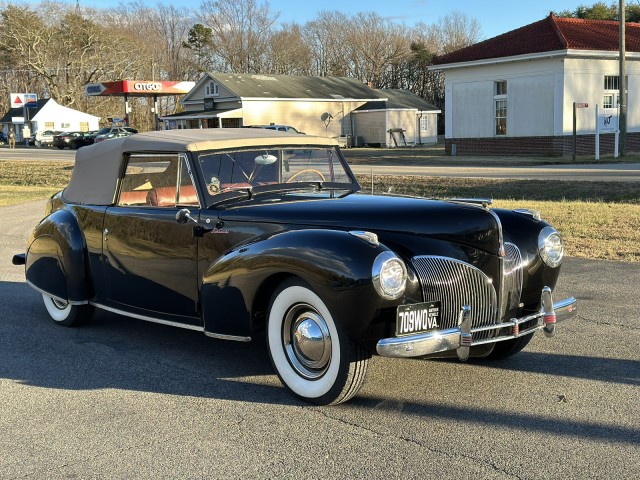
[576,103,589,108]
[599,107,618,133]
[10,93,38,108]
[10,93,24,108]
[24,93,38,108]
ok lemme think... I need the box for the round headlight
[538,226,564,268]
[372,251,407,300]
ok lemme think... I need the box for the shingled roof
[0,98,52,123]
[208,73,385,100]
[433,13,640,66]
[354,89,440,112]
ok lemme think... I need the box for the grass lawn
[1,160,638,262]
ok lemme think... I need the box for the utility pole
[619,0,627,156]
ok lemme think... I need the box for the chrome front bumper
[376,287,577,360]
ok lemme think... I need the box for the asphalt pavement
[0,200,638,478]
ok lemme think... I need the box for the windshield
[196,146,357,197]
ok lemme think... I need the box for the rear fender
[201,229,392,339]
[25,209,92,303]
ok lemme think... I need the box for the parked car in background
[52,132,87,149]
[68,130,98,149]
[94,126,138,143]
[245,124,305,134]
[34,130,62,147]
[0,131,7,145]
[12,129,577,405]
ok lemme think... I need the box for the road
[2,146,640,182]
[1,200,638,478]
[349,162,640,182]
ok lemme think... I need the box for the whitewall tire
[267,279,370,405]
[42,293,94,327]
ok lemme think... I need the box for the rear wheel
[42,293,94,327]
[267,279,370,405]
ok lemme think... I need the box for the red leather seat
[147,185,198,207]
[119,190,150,206]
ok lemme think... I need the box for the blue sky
[75,0,589,39]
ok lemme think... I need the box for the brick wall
[445,133,640,156]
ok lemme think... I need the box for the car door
[102,152,201,325]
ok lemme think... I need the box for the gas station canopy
[84,80,195,97]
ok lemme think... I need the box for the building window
[44,122,54,130]
[205,81,219,97]
[604,75,627,107]
[79,122,89,132]
[419,115,428,131]
[495,100,507,135]
[494,80,507,136]
[61,123,70,129]
[604,76,619,90]
[603,94,615,109]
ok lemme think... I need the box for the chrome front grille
[503,242,524,312]
[411,256,498,340]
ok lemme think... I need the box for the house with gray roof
[1,98,99,144]
[161,73,440,147]
[429,14,640,156]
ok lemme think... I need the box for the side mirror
[176,208,197,225]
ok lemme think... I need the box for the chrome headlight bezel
[372,251,407,300]
[538,226,564,268]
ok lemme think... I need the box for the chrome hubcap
[283,304,331,379]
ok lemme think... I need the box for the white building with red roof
[429,14,640,156]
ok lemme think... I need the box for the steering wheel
[286,169,326,183]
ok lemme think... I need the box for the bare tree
[303,11,350,77]
[345,12,412,88]
[266,23,313,75]
[435,10,482,54]
[198,0,279,73]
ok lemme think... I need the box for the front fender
[201,229,393,339]
[493,209,562,306]
[25,209,92,302]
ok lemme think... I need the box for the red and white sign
[10,93,38,108]
[10,93,24,108]
[84,80,195,96]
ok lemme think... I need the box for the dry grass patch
[0,185,61,207]
[493,200,640,263]
[0,161,73,187]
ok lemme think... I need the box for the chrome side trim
[205,331,252,342]
[377,292,577,359]
[449,198,493,207]
[91,302,204,332]
[26,280,89,306]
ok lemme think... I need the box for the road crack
[310,407,523,479]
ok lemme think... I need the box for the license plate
[396,301,442,336]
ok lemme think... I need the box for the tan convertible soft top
[63,129,337,206]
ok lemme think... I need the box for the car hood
[219,193,502,255]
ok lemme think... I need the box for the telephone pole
[619,0,627,156]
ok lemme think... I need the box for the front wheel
[487,333,534,359]
[267,280,370,405]
[42,293,94,327]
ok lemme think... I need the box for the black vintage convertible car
[13,129,577,405]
